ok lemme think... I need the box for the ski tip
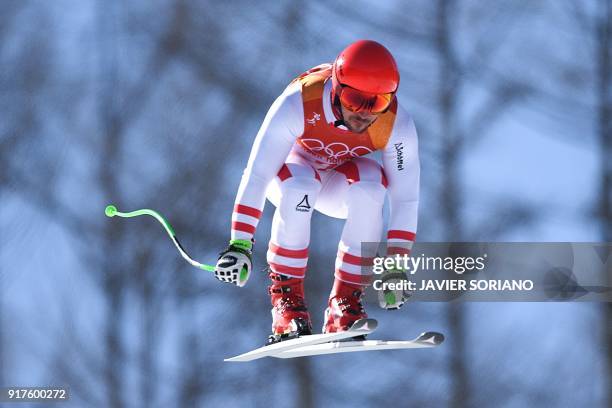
[415,331,445,346]
[224,356,249,362]
[350,318,378,333]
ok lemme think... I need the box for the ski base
[272,331,444,358]
[224,318,377,362]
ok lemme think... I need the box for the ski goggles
[338,84,394,114]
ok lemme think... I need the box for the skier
[214,40,420,344]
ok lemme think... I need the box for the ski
[224,318,377,362]
[271,331,444,359]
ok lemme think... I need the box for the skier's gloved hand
[377,268,411,310]
[214,239,253,287]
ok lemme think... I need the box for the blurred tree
[581,1,612,405]
[427,1,537,406]
[0,0,54,392]
[96,1,127,405]
[523,1,611,404]
[588,3,612,404]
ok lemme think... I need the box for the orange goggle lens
[338,85,393,113]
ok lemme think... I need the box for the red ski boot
[267,270,313,344]
[323,278,368,333]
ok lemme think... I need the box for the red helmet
[331,40,399,114]
[332,40,399,94]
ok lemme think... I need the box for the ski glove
[214,239,253,287]
[377,269,411,310]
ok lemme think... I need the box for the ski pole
[104,205,215,272]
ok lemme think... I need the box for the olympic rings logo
[300,138,373,160]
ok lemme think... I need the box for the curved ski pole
[104,205,215,272]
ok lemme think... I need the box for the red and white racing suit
[230,65,419,285]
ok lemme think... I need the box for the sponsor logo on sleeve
[394,142,404,170]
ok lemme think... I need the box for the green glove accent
[384,291,397,306]
[229,239,253,251]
